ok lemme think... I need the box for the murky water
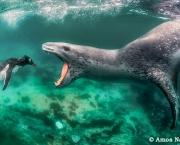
[0,0,179,145]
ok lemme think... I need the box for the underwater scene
[1,0,180,145]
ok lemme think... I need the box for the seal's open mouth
[54,62,68,87]
[42,44,69,87]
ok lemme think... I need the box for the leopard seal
[42,20,180,130]
[0,55,36,90]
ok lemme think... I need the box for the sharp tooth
[55,82,58,86]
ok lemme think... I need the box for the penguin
[0,55,36,90]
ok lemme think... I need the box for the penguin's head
[18,55,36,67]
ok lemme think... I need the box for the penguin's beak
[32,63,36,67]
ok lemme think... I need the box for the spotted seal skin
[42,20,180,130]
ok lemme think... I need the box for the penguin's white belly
[0,64,9,81]
[0,65,19,81]
[12,65,20,73]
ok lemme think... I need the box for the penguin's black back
[0,58,18,71]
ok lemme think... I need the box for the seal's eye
[63,46,70,51]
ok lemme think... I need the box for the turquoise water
[0,0,180,145]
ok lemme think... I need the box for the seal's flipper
[170,71,179,93]
[2,67,14,90]
[157,82,178,130]
[151,69,179,130]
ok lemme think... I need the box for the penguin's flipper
[2,66,14,90]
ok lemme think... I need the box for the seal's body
[42,20,180,129]
[0,55,36,90]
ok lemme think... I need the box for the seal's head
[18,55,36,67]
[42,42,86,88]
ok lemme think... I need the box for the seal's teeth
[55,82,58,86]
[48,52,49,54]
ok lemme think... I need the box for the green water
[0,0,179,145]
